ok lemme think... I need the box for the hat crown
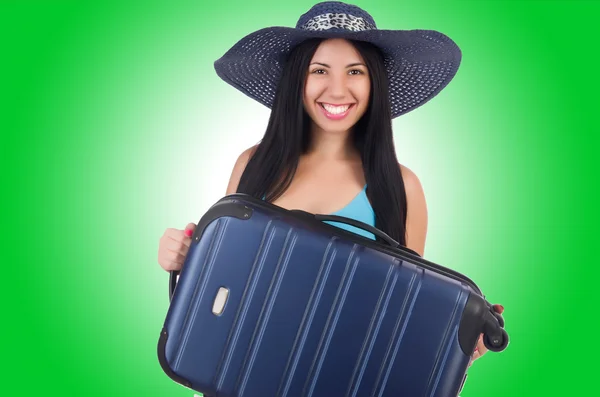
[295,1,377,31]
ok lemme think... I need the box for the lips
[318,102,355,120]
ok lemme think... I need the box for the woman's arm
[225,145,258,195]
[400,164,428,257]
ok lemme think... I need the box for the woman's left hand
[468,304,504,367]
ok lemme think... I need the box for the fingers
[163,228,193,249]
[184,222,196,236]
[164,223,197,246]
[476,334,488,357]
[469,334,487,367]
[162,234,191,253]
[158,223,197,272]
[158,249,187,270]
[470,307,505,367]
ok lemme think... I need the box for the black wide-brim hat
[214,1,462,119]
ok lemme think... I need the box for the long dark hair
[236,38,408,247]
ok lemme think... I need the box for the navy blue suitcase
[158,194,508,397]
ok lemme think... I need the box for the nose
[328,73,349,99]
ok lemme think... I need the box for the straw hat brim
[214,26,462,118]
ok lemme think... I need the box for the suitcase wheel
[483,328,509,352]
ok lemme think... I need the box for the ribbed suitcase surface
[158,195,508,397]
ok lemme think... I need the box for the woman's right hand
[158,222,196,272]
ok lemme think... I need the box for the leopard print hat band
[214,1,462,119]
[299,13,376,32]
[295,1,377,31]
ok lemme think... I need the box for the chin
[314,121,356,135]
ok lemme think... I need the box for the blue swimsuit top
[265,185,376,240]
[325,185,376,240]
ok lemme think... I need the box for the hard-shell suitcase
[157,194,509,397]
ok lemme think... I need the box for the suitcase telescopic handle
[313,214,400,248]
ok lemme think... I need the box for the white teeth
[321,103,350,114]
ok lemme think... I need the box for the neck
[306,124,359,161]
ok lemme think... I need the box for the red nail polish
[185,229,193,237]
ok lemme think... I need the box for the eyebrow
[310,62,366,68]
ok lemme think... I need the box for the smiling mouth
[318,103,355,120]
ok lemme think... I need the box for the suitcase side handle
[169,270,178,302]
[313,214,401,248]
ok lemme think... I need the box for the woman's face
[303,38,371,135]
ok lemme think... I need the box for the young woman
[157,1,503,367]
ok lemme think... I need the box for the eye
[311,68,326,74]
[349,69,364,75]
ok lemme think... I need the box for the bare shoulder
[226,144,259,195]
[399,164,423,193]
[399,163,428,256]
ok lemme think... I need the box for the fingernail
[496,304,504,313]
[184,229,193,237]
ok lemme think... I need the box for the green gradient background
[3,0,597,396]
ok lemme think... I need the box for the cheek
[304,77,323,102]
[359,80,371,103]
[352,79,371,110]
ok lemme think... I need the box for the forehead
[310,38,364,63]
